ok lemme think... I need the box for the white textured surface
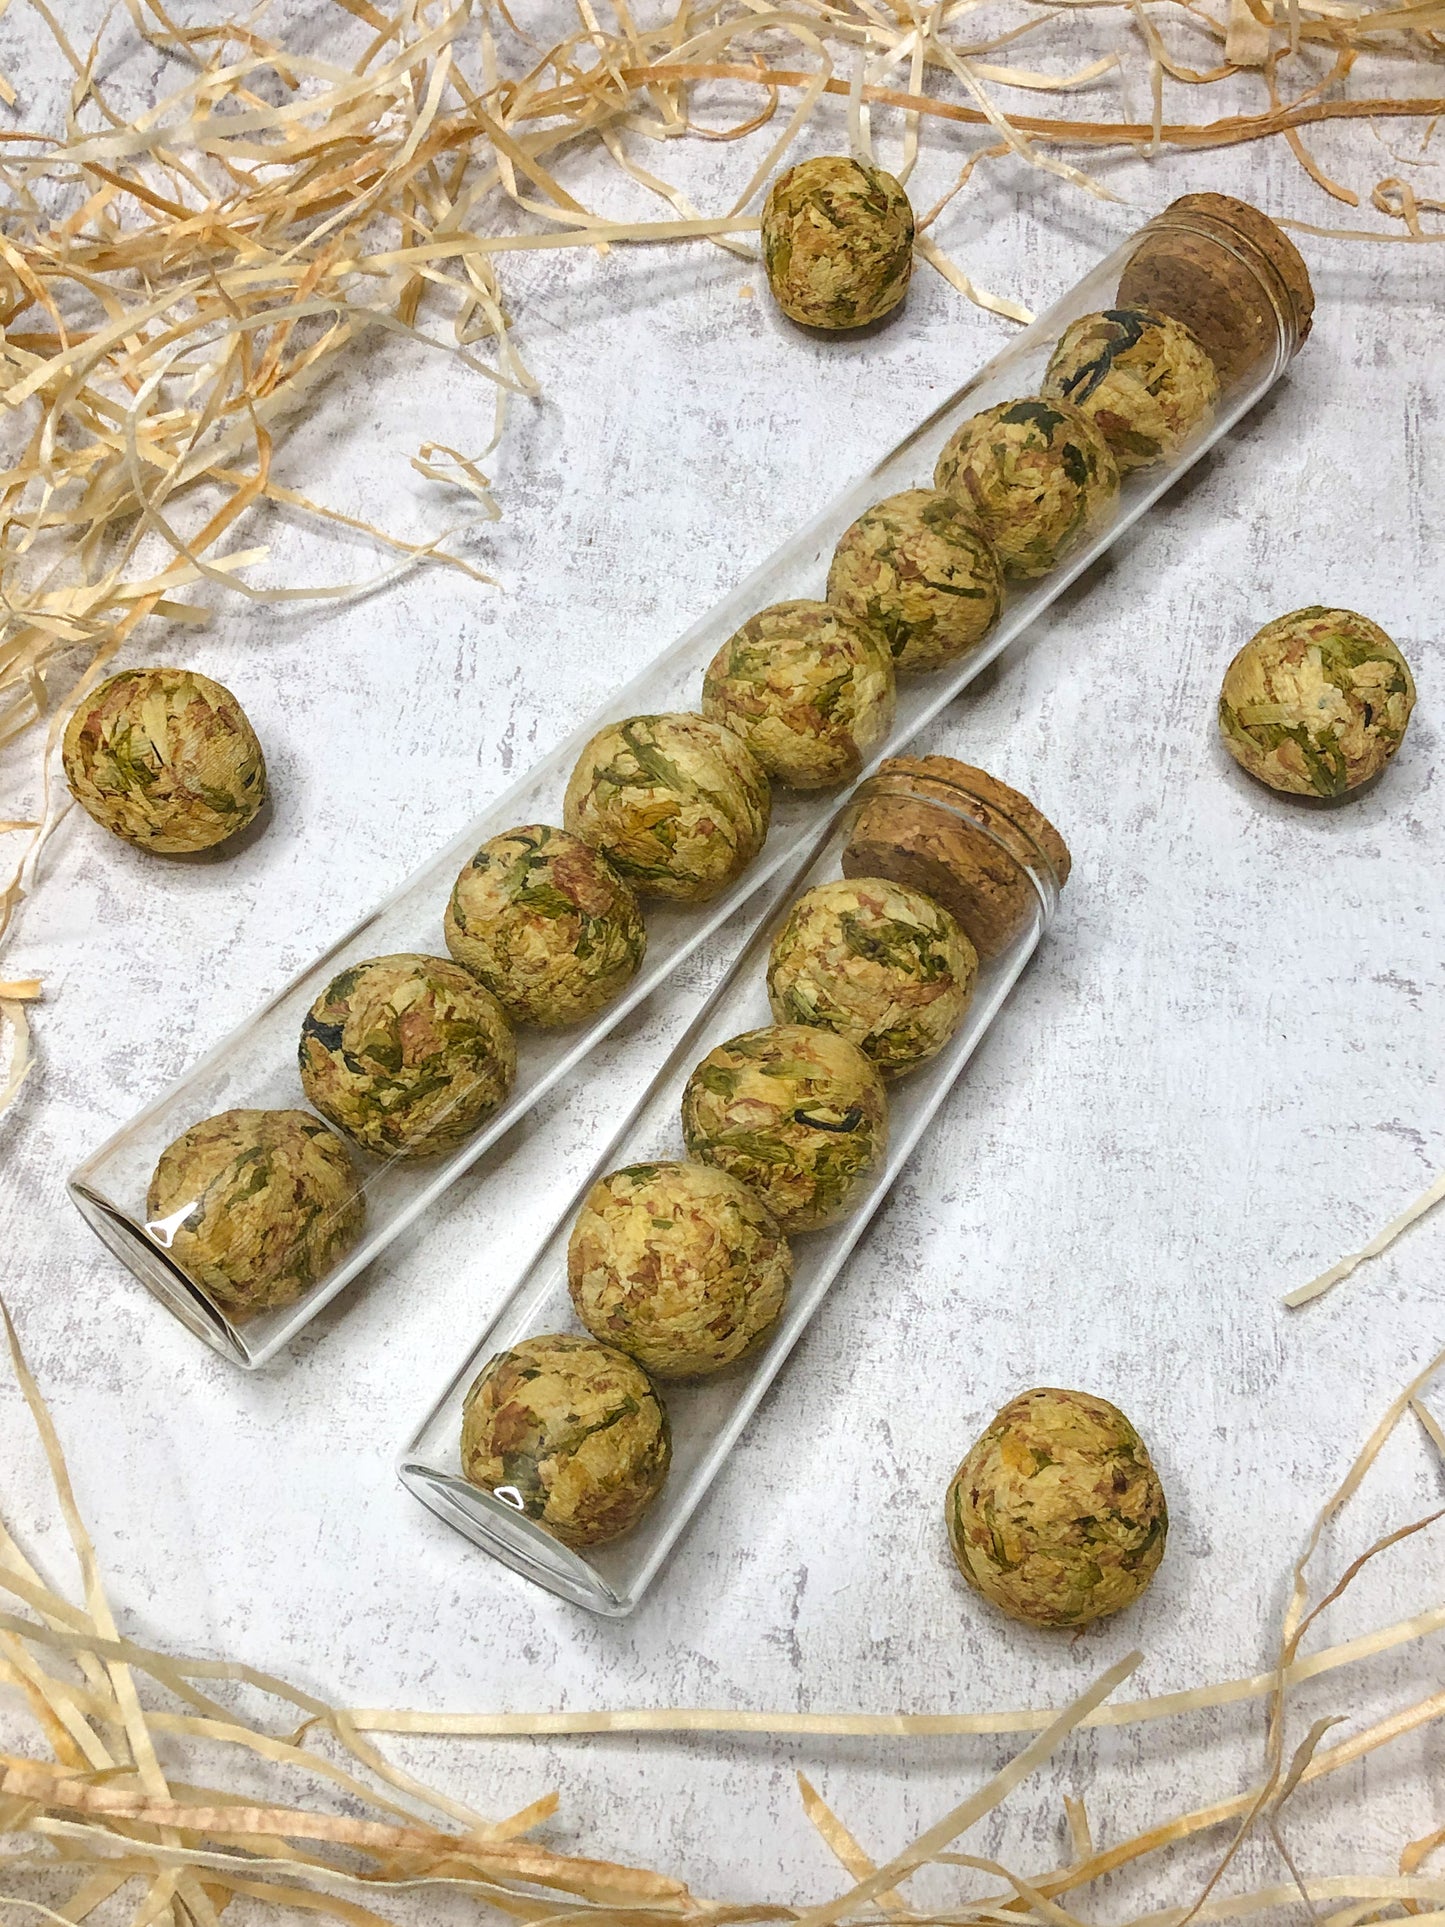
[3,6,1445,1905]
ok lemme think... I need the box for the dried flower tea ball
[146,1109,363,1317]
[1218,607,1416,798]
[1043,308,1219,472]
[933,398,1118,581]
[460,1332,671,1547]
[767,876,977,1076]
[62,667,266,854]
[702,600,895,791]
[843,757,1071,960]
[564,712,770,903]
[445,823,645,1026]
[1116,193,1314,387]
[681,1023,888,1233]
[826,490,1004,673]
[299,953,516,1160]
[761,156,914,331]
[568,1161,791,1379]
[946,1387,1168,1628]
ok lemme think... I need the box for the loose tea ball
[460,1333,671,1547]
[146,1109,363,1317]
[933,398,1119,581]
[681,1023,888,1233]
[299,953,516,1159]
[767,876,977,1076]
[1116,192,1315,387]
[1218,607,1416,798]
[702,600,895,790]
[564,713,770,903]
[827,490,1004,672]
[843,757,1071,960]
[61,667,266,853]
[761,155,914,331]
[568,1161,791,1380]
[1042,308,1219,472]
[445,824,645,1026]
[946,1387,1168,1628]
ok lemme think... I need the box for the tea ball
[827,489,1004,672]
[564,712,770,903]
[62,667,266,853]
[146,1108,363,1317]
[767,876,977,1076]
[1218,606,1416,798]
[445,823,645,1026]
[1043,308,1219,472]
[568,1161,791,1379]
[761,155,914,331]
[299,953,515,1160]
[933,398,1119,580]
[702,600,895,790]
[460,1333,671,1547]
[946,1387,1168,1628]
[681,1023,888,1233]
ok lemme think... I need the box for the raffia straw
[1286,1164,1445,1305]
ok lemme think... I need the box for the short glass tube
[69,200,1305,1367]
[399,770,1063,1615]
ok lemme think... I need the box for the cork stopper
[1116,193,1314,386]
[841,756,1069,959]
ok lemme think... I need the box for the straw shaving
[0,1295,1442,1921]
[3,0,1445,1040]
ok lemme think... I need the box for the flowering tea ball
[946,1387,1168,1628]
[445,824,645,1026]
[933,398,1119,581]
[62,667,266,853]
[299,953,516,1160]
[460,1333,671,1547]
[564,713,770,903]
[827,490,1004,673]
[146,1109,363,1317]
[1043,308,1219,472]
[761,155,914,331]
[1218,607,1416,798]
[768,876,977,1076]
[702,600,895,790]
[568,1161,791,1380]
[681,1023,888,1233]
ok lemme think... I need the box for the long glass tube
[68,207,1300,1367]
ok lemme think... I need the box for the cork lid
[1158,193,1314,349]
[873,756,1072,887]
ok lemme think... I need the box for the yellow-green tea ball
[761,156,914,330]
[568,1161,791,1380]
[946,1387,1168,1628]
[146,1109,363,1317]
[767,876,977,1076]
[564,713,770,903]
[933,398,1119,580]
[62,667,266,853]
[1218,606,1416,798]
[681,1023,888,1233]
[1043,308,1219,472]
[460,1333,671,1547]
[299,953,515,1160]
[702,600,895,791]
[445,824,645,1026]
[827,489,1004,672]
